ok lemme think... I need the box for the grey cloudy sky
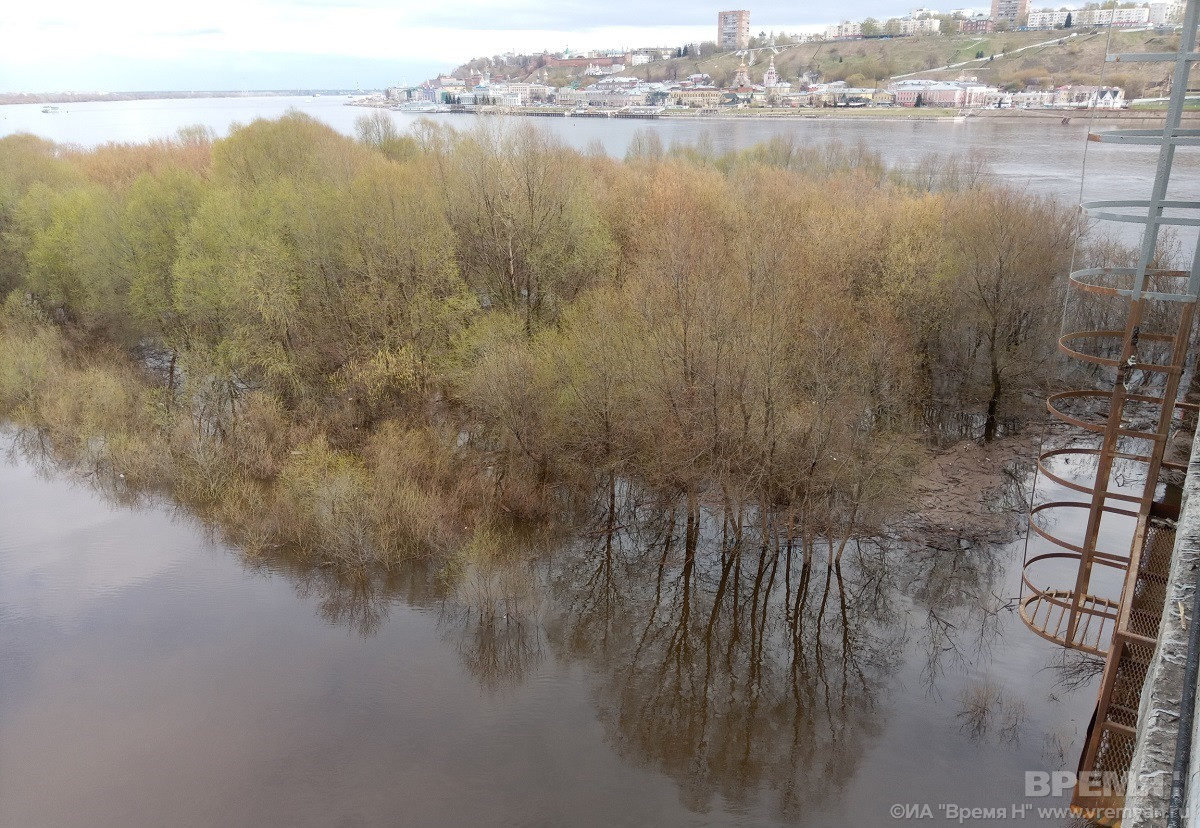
[1,0,932,92]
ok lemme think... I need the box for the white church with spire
[762,57,790,99]
[763,57,778,87]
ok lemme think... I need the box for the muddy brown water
[0,431,1104,827]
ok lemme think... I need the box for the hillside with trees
[457,28,1181,98]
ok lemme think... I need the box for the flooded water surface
[0,433,1097,827]
[0,94,1157,826]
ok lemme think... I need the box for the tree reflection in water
[538,484,1024,819]
[545,496,887,816]
[8,429,1075,819]
[441,539,547,692]
[252,557,443,639]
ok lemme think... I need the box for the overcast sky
[2,0,932,92]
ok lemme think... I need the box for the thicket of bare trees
[0,114,1080,568]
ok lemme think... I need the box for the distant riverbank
[354,99,1193,125]
[656,107,1193,123]
[0,90,364,106]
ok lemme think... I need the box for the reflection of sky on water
[0,449,193,626]
[0,435,1095,827]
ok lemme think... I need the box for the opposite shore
[5,90,1190,126]
[349,96,1200,124]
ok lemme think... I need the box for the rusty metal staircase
[1073,511,1178,823]
[1018,2,1200,823]
[1022,269,1197,657]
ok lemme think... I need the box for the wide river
[1,430,1096,827]
[0,95,1190,827]
[3,94,1200,210]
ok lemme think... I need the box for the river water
[1,430,1097,827]
[3,95,1200,211]
[0,94,1189,826]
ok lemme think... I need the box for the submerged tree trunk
[984,326,1001,442]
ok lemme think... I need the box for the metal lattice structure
[1074,513,1178,822]
[1019,2,1200,821]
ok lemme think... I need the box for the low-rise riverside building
[762,81,793,102]
[888,78,1125,109]
[478,82,553,105]
[556,87,649,107]
[1051,84,1125,108]
[1009,89,1055,107]
[796,82,895,106]
[675,87,723,107]
[890,78,992,107]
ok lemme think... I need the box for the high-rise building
[990,0,1029,26]
[718,10,751,50]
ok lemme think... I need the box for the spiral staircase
[1018,4,1200,822]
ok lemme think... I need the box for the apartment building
[1026,8,1071,27]
[825,20,864,38]
[718,10,751,49]
[897,16,941,34]
[1075,6,1150,26]
[990,0,1029,25]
